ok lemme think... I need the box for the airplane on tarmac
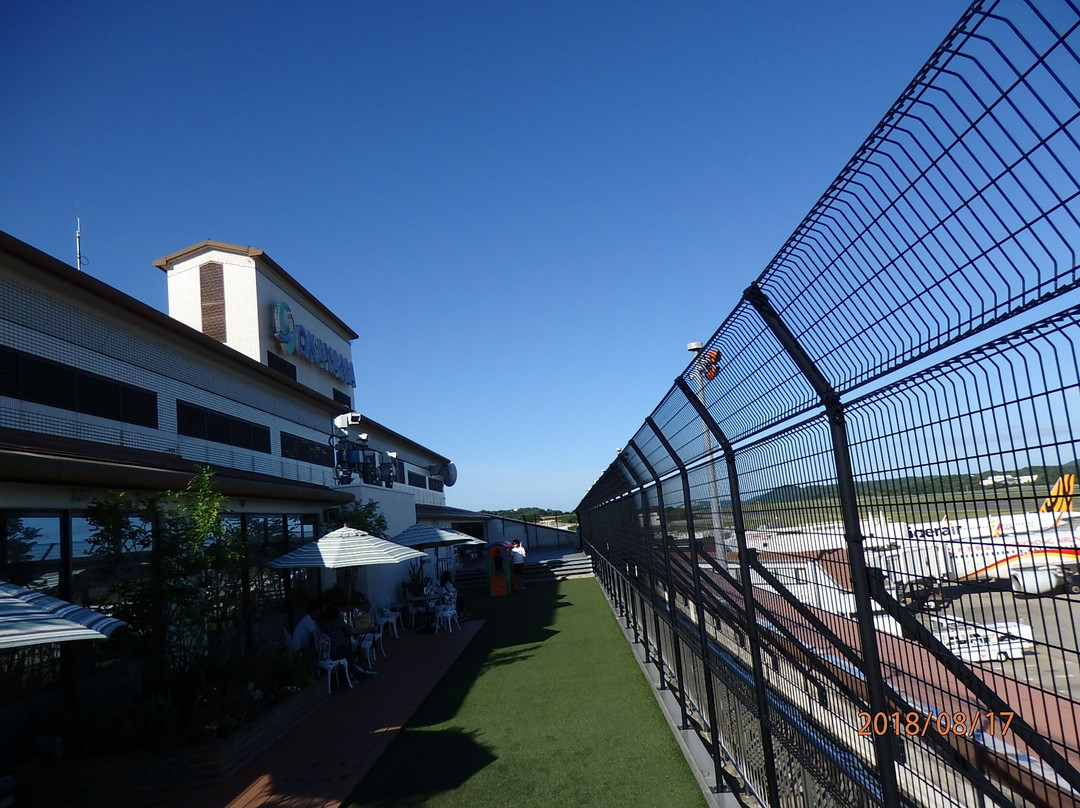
[889,474,1080,597]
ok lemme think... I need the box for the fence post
[617,452,649,645]
[631,488,653,655]
[629,438,671,688]
[675,375,782,808]
[647,417,729,794]
[645,418,692,727]
[745,282,902,808]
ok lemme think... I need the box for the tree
[2,516,42,585]
[336,499,389,537]
[86,467,242,683]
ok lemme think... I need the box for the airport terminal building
[0,231,455,764]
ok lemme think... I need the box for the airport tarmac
[917,584,1080,701]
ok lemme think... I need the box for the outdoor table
[405,594,441,627]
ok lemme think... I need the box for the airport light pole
[687,342,727,569]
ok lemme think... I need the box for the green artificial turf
[346,577,708,808]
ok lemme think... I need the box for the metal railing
[577,2,1080,806]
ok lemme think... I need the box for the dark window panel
[205,411,231,444]
[176,401,206,438]
[266,352,297,380]
[280,431,332,466]
[22,356,76,410]
[121,387,159,428]
[252,424,271,454]
[230,419,254,450]
[0,347,20,397]
[77,374,122,419]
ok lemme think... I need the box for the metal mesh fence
[579,2,1080,806]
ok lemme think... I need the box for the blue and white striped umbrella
[0,580,126,650]
[391,523,484,549]
[266,526,426,569]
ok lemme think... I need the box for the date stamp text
[856,711,1014,737]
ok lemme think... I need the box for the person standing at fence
[511,539,526,590]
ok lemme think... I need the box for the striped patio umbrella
[0,580,126,650]
[266,526,426,569]
[391,523,484,550]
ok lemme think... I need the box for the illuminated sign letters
[272,302,356,387]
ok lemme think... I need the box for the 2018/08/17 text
[857,711,1014,737]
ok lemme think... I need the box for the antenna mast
[75,217,83,271]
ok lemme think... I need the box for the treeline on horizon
[482,507,576,523]
[746,463,1078,506]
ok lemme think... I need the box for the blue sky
[1,1,970,511]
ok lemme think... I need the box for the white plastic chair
[374,604,401,639]
[372,619,387,658]
[314,629,352,693]
[434,604,460,633]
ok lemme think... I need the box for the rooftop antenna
[75,217,88,271]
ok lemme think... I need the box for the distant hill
[482,507,577,528]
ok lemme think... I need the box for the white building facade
[0,231,455,769]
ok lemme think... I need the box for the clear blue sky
[1,0,970,512]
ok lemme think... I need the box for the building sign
[272,302,356,387]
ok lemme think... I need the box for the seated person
[439,570,457,604]
[439,570,466,618]
[291,600,320,652]
[319,603,376,676]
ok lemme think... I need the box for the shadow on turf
[478,643,540,670]
[407,582,566,726]
[345,581,572,805]
[346,727,496,808]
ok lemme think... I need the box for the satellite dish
[441,462,457,487]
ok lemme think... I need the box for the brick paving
[90,619,483,808]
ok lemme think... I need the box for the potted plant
[401,559,430,599]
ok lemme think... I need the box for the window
[0,345,158,428]
[281,432,333,467]
[407,471,428,489]
[332,388,351,406]
[199,261,227,342]
[1,513,63,592]
[266,352,297,380]
[176,400,271,453]
[71,514,150,558]
[287,515,316,545]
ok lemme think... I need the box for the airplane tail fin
[1039,474,1075,523]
